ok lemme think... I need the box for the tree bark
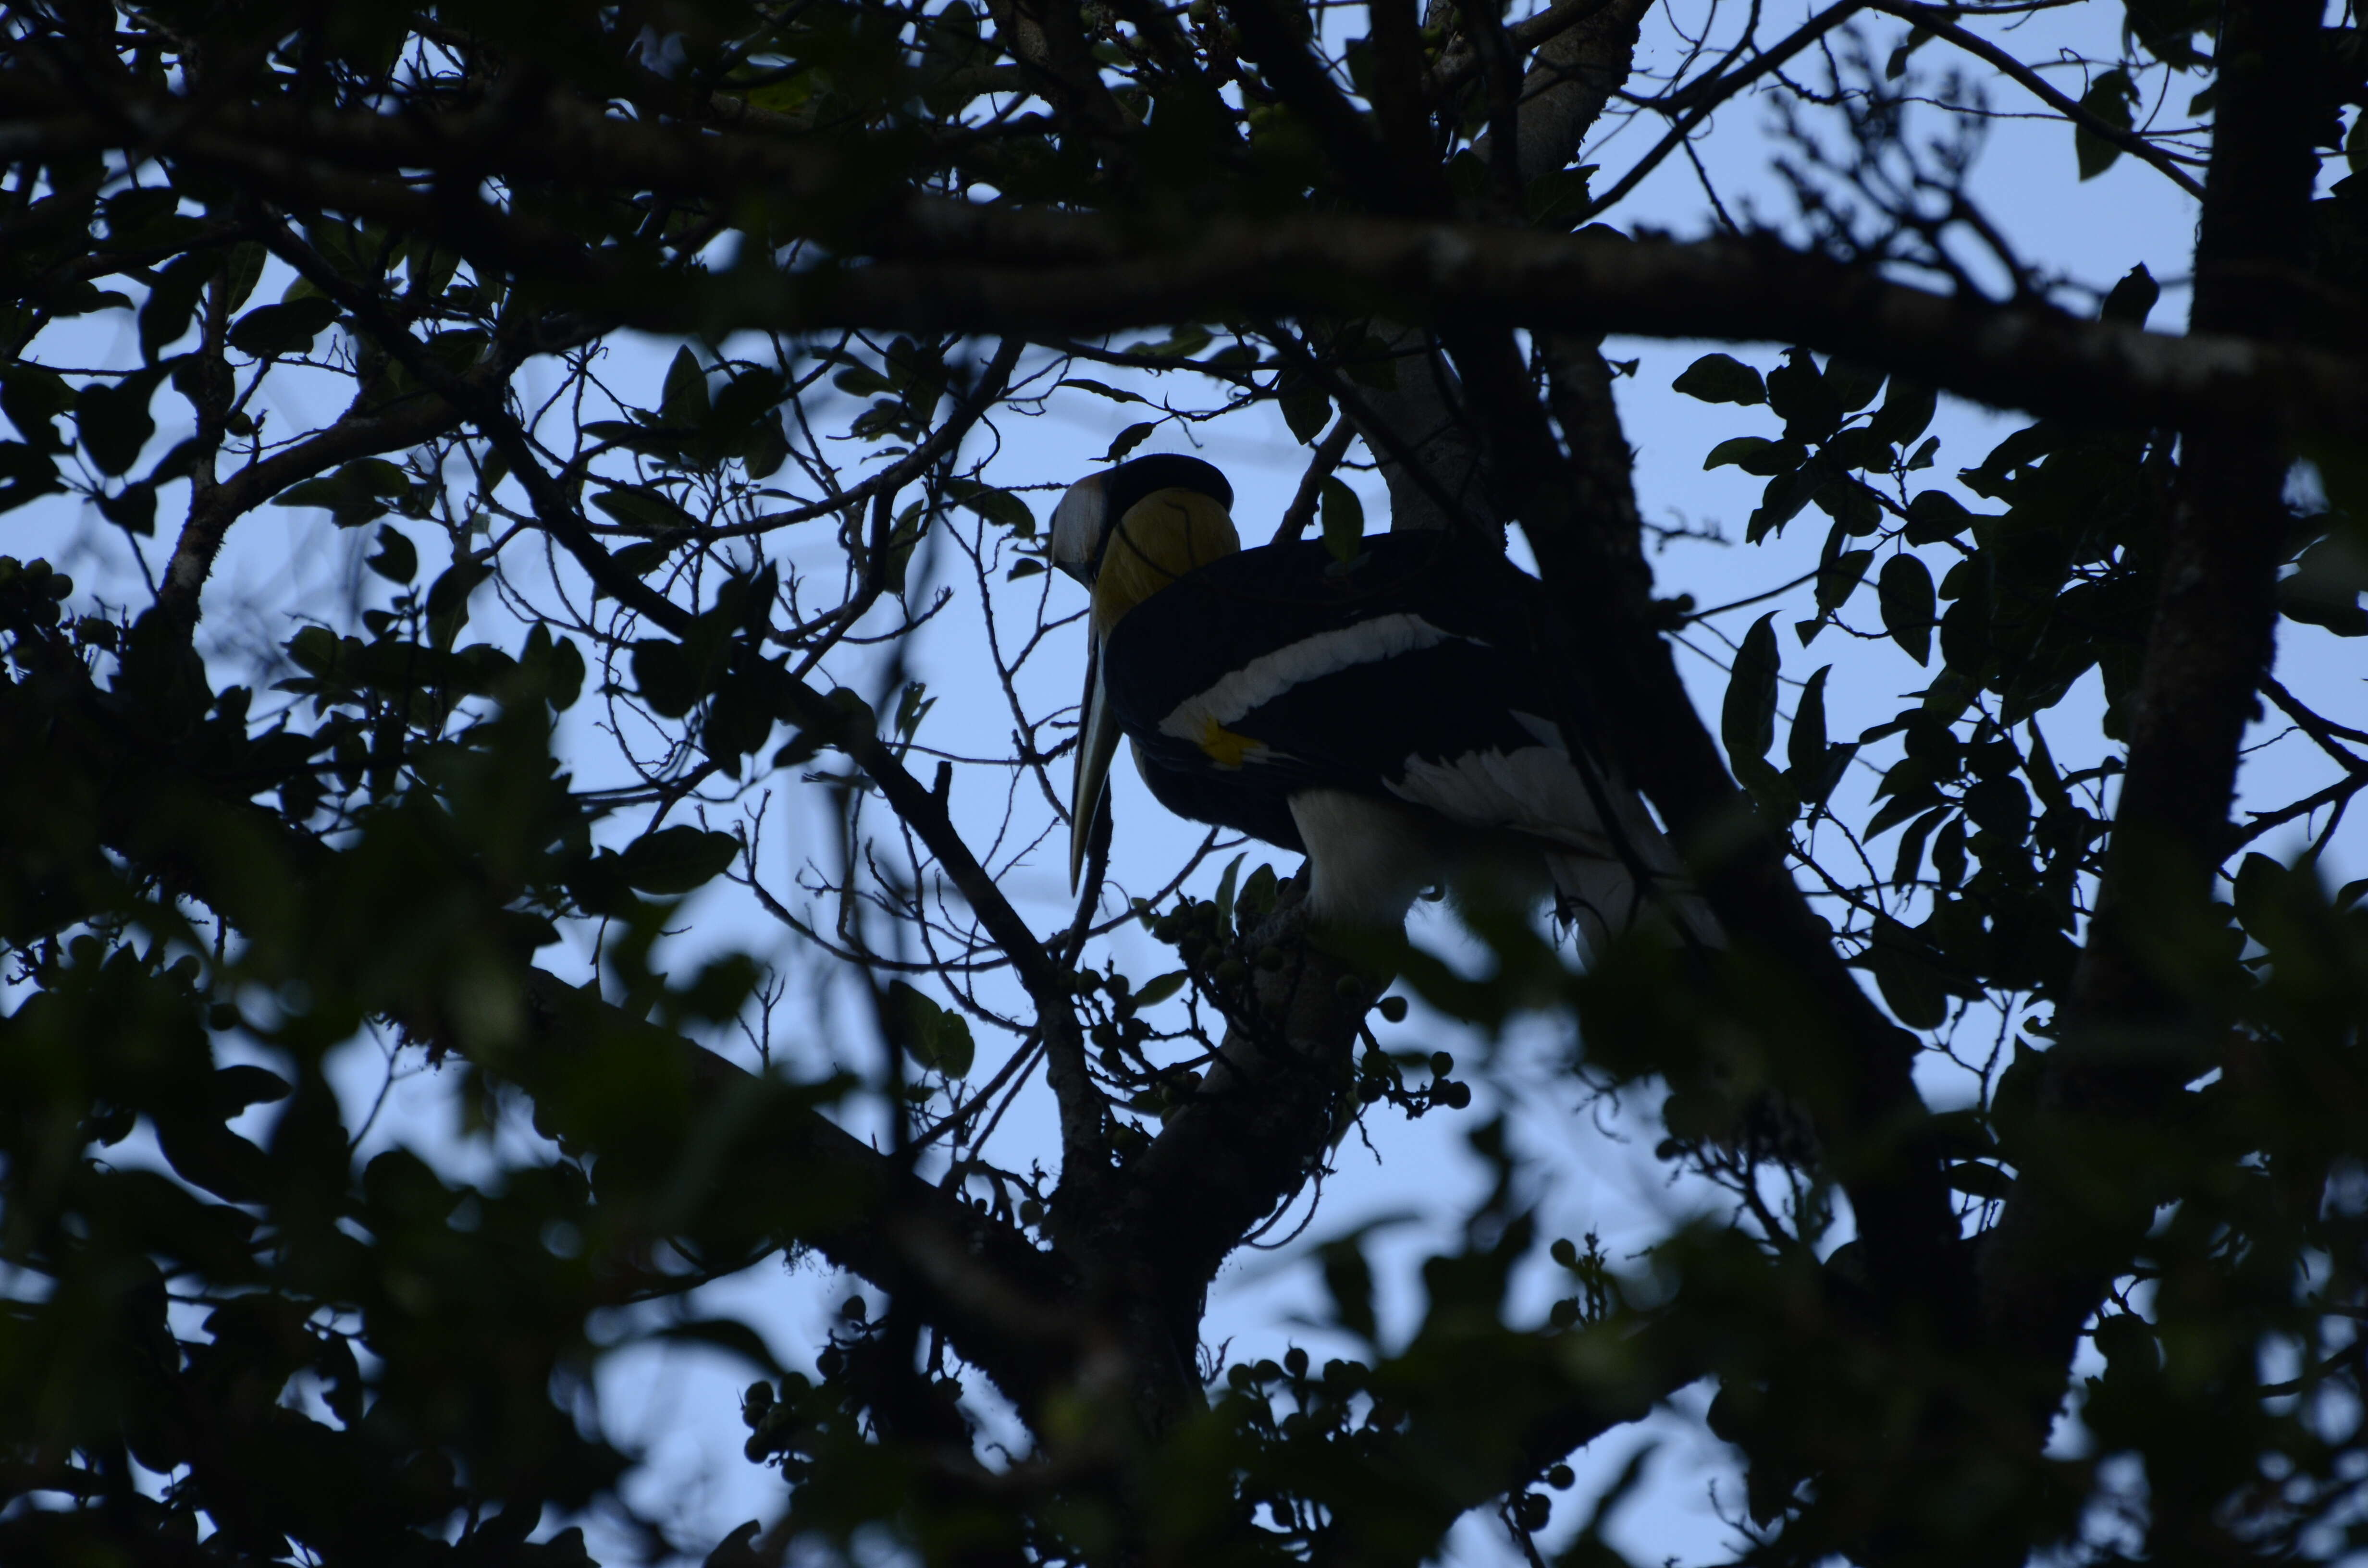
[1976,0,2323,1453]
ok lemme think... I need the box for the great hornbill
[1050,453,1715,952]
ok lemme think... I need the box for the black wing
[1099,534,1572,847]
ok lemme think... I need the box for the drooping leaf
[2074,70,2140,181]
[1722,613,1780,767]
[1319,477,1364,564]
[139,251,217,363]
[1131,970,1189,1008]
[1705,436,1800,476]
[662,346,711,424]
[947,479,1036,537]
[365,526,419,585]
[887,980,975,1077]
[75,368,168,478]
[1878,554,1936,664]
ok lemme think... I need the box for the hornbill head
[1048,453,1238,890]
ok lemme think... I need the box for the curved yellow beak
[1070,630,1123,893]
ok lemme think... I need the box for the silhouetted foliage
[3,0,2368,1563]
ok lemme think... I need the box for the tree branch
[0,622,1087,1427]
[1270,417,1358,543]
[1868,0,2208,200]
[256,217,1115,1210]
[713,224,2368,445]
[27,73,2362,441]
[1975,0,2325,1450]
[1571,0,1872,225]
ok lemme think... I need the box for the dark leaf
[139,251,217,363]
[365,526,419,585]
[662,346,712,424]
[96,482,157,534]
[1816,547,1875,616]
[1524,164,1597,228]
[1704,436,1800,476]
[1,363,75,452]
[1750,457,1828,542]
[1671,353,1767,406]
[618,826,739,894]
[632,639,703,718]
[1103,421,1156,463]
[593,485,701,535]
[1319,477,1364,564]
[1867,378,1938,448]
[1057,377,1147,406]
[1132,970,1188,1007]
[1893,806,1951,887]
[1878,554,1936,664]
[2278,530,2368,636]
[1722,613,1780,767]
[742,413,789,480]
[887,981,975,1077]
[947,479,1036,537]
[1279,376,1332,444]
[1824,358,1885,413]
[0,440,63,513]
[75,368,168,477]
[1861,923,1949,1029]
[227,297,341,358]
[425,556,491,647]
[1788,672,1833,784]
[1904,490,1979,545]
[2074,70,2140,181]
[1765,350,1843,444]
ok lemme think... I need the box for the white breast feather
[1287,789,1444,929]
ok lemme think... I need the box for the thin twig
[1575,0,1873,225]
[1270,418,1359,543]
[1867,0,2207,200]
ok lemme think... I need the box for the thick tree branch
[1118,892,1368,1383]
[1505,0,1655,184]
[0,626,1086,1428]
[979,0,1138,145]
[19,75,2361,441]
[727,225,2368,445]
[1976,0,2324,1447]
[157,360,519,636]
[257,220,1116,1210]
[1429,0,1626,98]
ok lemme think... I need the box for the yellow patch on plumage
[1089,487,1240,634]
[1195,718,1266,769]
